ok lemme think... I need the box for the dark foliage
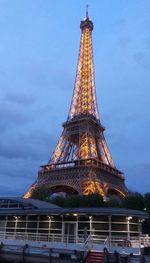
[79,193,104,207]
[121,192,144,211]
[30,186,150,213]
[144,193,150,213]
[51,196,65,207]
[51,193,104,208]
[64,195,80,208]
[106,197,120,208]
[30,186,50,201]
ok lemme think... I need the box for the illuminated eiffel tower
[24,9,128,199]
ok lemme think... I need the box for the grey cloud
[0,140,38,160]
[134,51,150,70]
[136,162,150,173]
[25,64,53,89]
[0,184,21,196]
[19,131,51,146]
[115,18,127,28]
[144,37,150,48]
[118,36,131,48]
[125,164,150,193]
[0,130,57,196]
[0,130,56,161]
[0,138,41,161]
[0,156,38,180]
[0,101,30,132]
[0,174,33,196]
[5,92,35,105]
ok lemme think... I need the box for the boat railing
[90,235,109,245]
[0,232,85,244]
[82,235,93,250]
[0,231,143,248]
[85,235,141,248]
[140,235,150,247]
[109,236,141,248]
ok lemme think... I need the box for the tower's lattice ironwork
[24,11,128,199]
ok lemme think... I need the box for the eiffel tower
[24,9,128,199]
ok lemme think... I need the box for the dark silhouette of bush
[50,196,65,207]
[31,186,150,213]
[144,193,150,213]
[30,186,50,201]
[64,195,80,208]
[107,197,120,208]
[79,193,104,207]
[121,192,144,211]
[50,193,104,208]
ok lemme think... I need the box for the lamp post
[89,216,92,238]
[127,216,132,240]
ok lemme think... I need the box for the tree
[64,195,80,208]
[51,196,65,207]
[144,193,150,214]
[30,186,50,201]
[107,197,120,208]
[121,192,144,211]
[63,193,104,208]
[50,193,104,208]
[30,188,104,207]
[79,193,104,207]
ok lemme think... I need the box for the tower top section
[80,5,94,31]
[68,10,99,121]
[86,4,89,18]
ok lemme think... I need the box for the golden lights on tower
[23,10,127,199]
[68,21,99,120]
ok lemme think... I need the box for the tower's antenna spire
[86,4,89,18]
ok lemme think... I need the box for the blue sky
[0,0,150,196]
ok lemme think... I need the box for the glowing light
[82,170,105,196]
[82,181,104,196]
[23,184,36,198]
[127,216,133,221]
[24,14,127,200]
[68,26,99,120]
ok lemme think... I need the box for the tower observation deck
[24,10,128,199]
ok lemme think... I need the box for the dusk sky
[0,1,150,196]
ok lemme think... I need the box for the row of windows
[0,223,139,232]
[0,222,139,228]
[0,200,34,210]
[0,215,139,223]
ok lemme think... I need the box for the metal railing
[0,231,146,248]
[82,235,93,251]
[0,232,85,244]
[140,235,150,247]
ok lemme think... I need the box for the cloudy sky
[0,0,150,196]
